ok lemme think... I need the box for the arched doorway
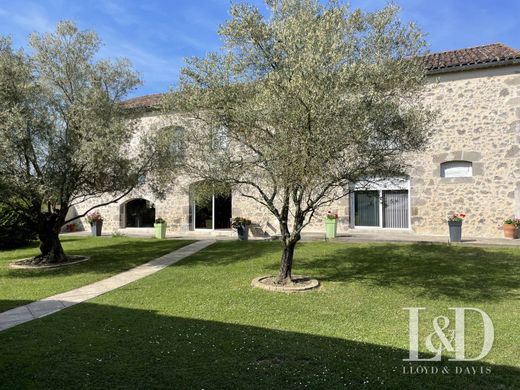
[190,183,232,230]
[122,199,156,228]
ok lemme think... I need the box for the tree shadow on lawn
[4,239,195,279]
[175,240,284,268]
[297,243,520,302]
[0,300,518,389]
[2,236,87,253]
[172,241,520,302]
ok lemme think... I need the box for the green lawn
[0,236,194,312]
[1,241,519,388]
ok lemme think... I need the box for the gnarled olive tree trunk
[276,239,298,284]
[275,215,303,285]
[34,211,67,264]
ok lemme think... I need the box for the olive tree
[166,0,433,285]
[0,22,173,263]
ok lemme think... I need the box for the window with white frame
[351,178,410,229]
[440,161,473,178]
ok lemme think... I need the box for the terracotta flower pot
[503,224,518,239]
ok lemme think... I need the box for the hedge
[0,203,37,249]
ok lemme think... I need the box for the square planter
[90,221,103,237]
[325,219,338,239]
[237,225,249,241]
[154,223,167,239]
[448,221,462,242]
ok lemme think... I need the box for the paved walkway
[330,231,520,247]
[63,229,520,247]
[0,240,215,333]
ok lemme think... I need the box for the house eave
[426,57,520,75]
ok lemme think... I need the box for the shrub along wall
[0,203,37,249]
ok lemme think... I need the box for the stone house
[74,43,520,238]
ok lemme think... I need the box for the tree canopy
[0,21,173,263]
[166,0,433,284]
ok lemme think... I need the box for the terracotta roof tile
[422,43,520,73]
[124,43,520,110]
[122,93,164,110]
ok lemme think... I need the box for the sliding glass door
[191,186,232,230]
[194,196,213,229]
[354,190,409,229]
[382,190,409,228]
[354,191,380,227]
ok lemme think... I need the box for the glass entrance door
[214,195,232,229]
[354,191,380,227]
[383,190,409,228]
[192,192,232,230]
[354,189,409,229]
[194,196,213,229]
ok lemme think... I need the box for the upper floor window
[163,126,186,159]
[440,161,473,178]
[210,125,229,152]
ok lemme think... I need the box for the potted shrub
[154,218,167,239]
[502,217,520,239]
[447,213,465,242]
[86,211,104,237]
[325,211,339,239]
[232,217,252,241]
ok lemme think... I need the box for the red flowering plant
[447,213,465,223]
[326,211,339,220]
[86,211,104,225]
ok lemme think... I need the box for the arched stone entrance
[120,199,156,228]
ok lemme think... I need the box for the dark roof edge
[426,57,520,75]
[124,46,520,112]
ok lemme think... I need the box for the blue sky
[0,0,519,98]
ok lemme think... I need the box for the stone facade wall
[232,191,351,237]
[75,113,193,234]
[77,177,192,234]
[406,65,520,237]
[75,64,520,238]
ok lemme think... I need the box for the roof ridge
[124,43,520,110]
[423,42,515,57]
[124,92,164,101]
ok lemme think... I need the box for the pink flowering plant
[86,211,104,225]
[504,217,520,227]
[447,213,465,222]
[326,211,339,220]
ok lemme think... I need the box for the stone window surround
[440,160,473,178]
[432,151,484,182]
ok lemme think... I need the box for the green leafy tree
[166,0,433,284]
[0,22,173,263]
[0,199,37,249]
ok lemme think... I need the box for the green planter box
[154,223,167,239]
[325,218,337,239]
